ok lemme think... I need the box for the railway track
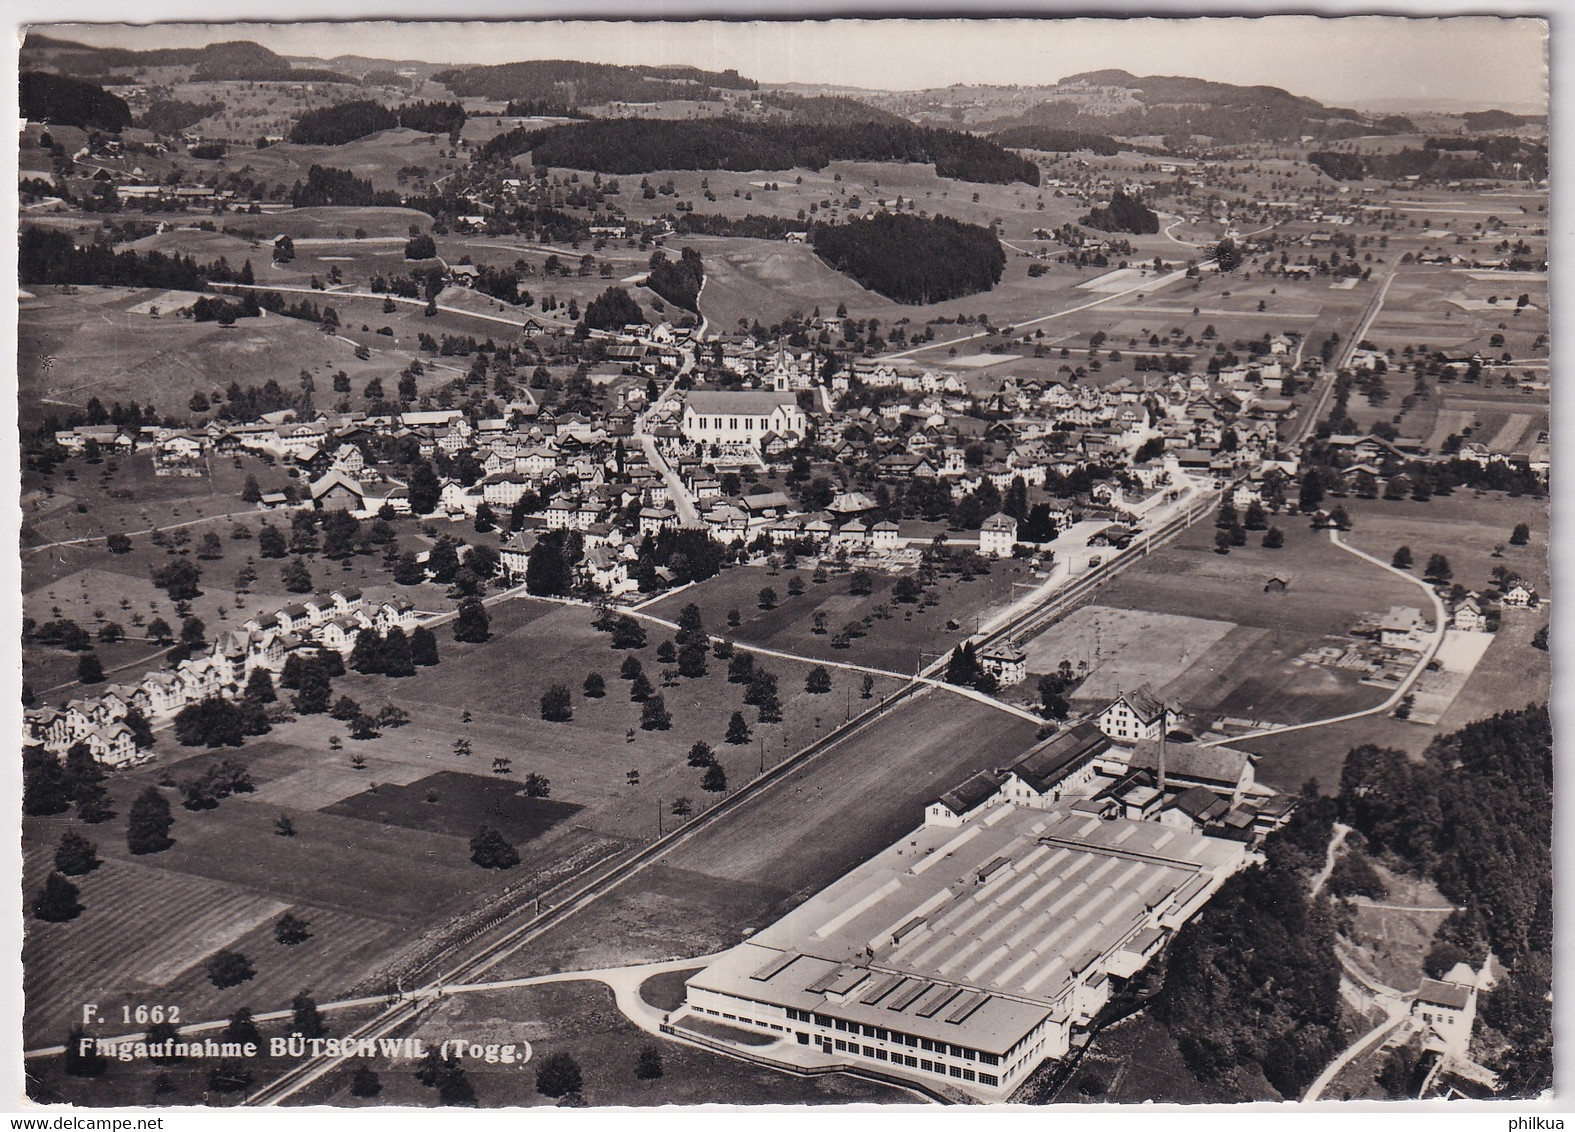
[246,484,1222,1105]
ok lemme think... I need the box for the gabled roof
[1126,740,1250,788]
[934,770,1004,816]
[1008,722,1111,794]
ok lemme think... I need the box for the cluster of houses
[925,690,1297,847]
[23,587,422,769]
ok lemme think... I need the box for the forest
[1337,705,1552,1095]
[1151,789,1344,1101]
[19,72,131,132]
[289,99,469,145]
[19,226,253,290]
[810,213,1005,304]
[645,247,705,311]
[675,213,802,240]
[1079,189,1160,234]
[289,165,403,208]
[482,117,1040,186]
[135,98,224,135]
[433,59,756,106]
[1309,137,1548,183]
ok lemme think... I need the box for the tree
[63,1026,106,1077]
[702,762,728,792]
[677,642,709,678]
[410,625,440,666]
[523,773,551,798]
[805,665,832,694]
[408,462,441,515]
[180,615,207,651]
[635,1046,664,1081]
[291,991,327,1039]
[281,556,313,593]
[1262,527,1285,549]
[239,667,277,706]
[257,524,288,559]
[611,615,647,649]
[1214,529,1232,554]
[1392,545,1413,570]
[687,741,716,767]
[242,474,263,503]
[127,786,174,854]
[1298,474,1324,512]
[1510,522,1531,546]
[351,1066,383,1097]
[225,1008,263,1049]
[331,694,363,722]
[725,710,752,745]
[32,872,83,922]
[640,694,672,731]
[380,626,416,676]
[620,656,644,681]
[453,597,490,642]
[675,602,706,646]
[1423,553,1452,583]
[206,949,255,988]
[470,825,519,869]
[275,813,296,837]
[106,532,132,554]
[54,830,99,876]
[23,748,72,816]
[536,1051,584,1098]
[150,559,203,601]
[945,642,982,686]
[74,653,105,686]
[757,586,778,610]
[541,684,573,722]
[583,672,606,698]
[629,672,655,702]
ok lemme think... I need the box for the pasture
[640,559,1031,675]
[489,689,1041,977]
[1067,512,1418,733]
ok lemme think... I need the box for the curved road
[1199,528,1447,749]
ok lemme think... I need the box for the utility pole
[657,799,663,837]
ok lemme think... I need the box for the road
[231,473,1217,1105]
[1199,528,1448,749]
[1309,822,1352,898]
[878,267,1197,362]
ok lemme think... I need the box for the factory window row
[785,1007,996,1064]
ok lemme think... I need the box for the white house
[979,512,1018,558]
[1096,687,1179,743]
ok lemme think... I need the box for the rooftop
[688,805,1246,1054]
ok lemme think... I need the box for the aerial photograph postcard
[12,11,1553,1110]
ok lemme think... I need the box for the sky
[30,12,1550,112]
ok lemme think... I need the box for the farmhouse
[678,805,1250,1102]
[680,391,808,450]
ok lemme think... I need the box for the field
[1030,514,1418,739]
[18,285,428,428]
[485,689,1041,977]
[641,559,1032,675]
[21,593,905,1051]
[289,980,910,1107]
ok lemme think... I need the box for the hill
[982,68,1406,144]
[20,34,354,84]
[433,59,757,106]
